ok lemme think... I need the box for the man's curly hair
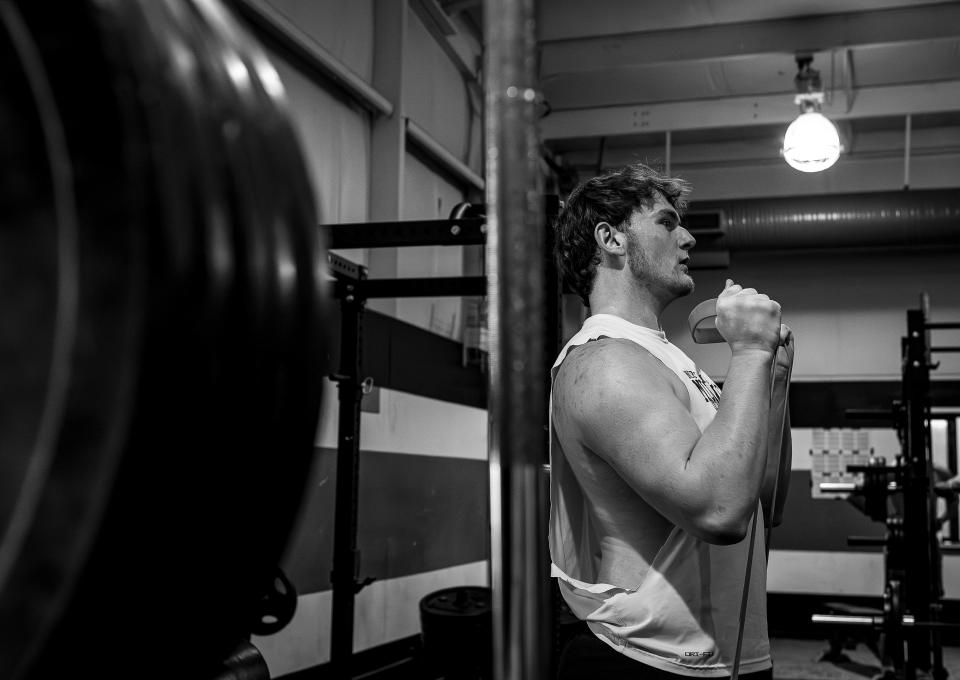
[554,163,692,306]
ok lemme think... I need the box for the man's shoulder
[554,337,684,405]
[560,335,657,368]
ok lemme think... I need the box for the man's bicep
[571,346,703,503]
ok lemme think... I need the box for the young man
[550,163,793,679]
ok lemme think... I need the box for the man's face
[622,192,697,300]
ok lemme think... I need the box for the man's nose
[679,226,696,250]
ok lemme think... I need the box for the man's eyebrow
[653,208,681,221]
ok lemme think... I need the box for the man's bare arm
[556,284,781,545]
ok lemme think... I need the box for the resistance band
[688,298,790,680]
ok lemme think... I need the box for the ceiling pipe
[689,189,960,251]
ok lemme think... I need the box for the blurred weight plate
[0,1,327,677]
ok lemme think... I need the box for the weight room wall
[268,0,372,238]
[244,2,487,677]
[396,4,482,343]
[661,249,960,604]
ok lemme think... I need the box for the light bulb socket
[794,55,824,98]
[794,93,824,111]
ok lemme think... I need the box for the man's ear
[594,221,626,256]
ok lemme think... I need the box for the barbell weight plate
[0,1,327,676]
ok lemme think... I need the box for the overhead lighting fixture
[782,56,842,173]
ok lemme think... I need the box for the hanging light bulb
[783,107,841,172]
[781,56,842,173]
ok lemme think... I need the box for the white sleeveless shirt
[549,314,771,677]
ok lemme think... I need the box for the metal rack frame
[320,197,561,677]
[814,294,960,680]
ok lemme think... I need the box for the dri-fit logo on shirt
[684,370,721,410]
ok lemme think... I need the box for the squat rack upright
[814,294,960,680]
[319,196,562,678]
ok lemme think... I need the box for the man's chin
[673,275,695,297]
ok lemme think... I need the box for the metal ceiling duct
[688,189,960,252]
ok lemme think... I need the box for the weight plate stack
[0,1,328,677]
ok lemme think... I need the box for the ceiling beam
[537,0,959,42]
[541,80,960,140]
[540,3,960,76]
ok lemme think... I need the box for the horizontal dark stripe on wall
[771,471,885,553]
[789,380,960,428]
[281,448,489,595]
[328,308,487,409]
[328,306,960,420]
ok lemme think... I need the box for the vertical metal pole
[330,283,366,677]
[948,418,959,543]
[483,0,549,677]
[903,295,933,675]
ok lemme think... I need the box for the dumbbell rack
[813,294,960,680]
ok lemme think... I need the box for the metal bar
[813,614,918,626]
[327,252,366,282]
[484,0,549,676]
[230,0,393,117]
[820,482,858,492]
[949,418,958,544]
[329,292,366,676]
[361,276,486,298]
[926,322,960,330]
[812,613,960,629]
[905,114,912,189]
[323,217,487,249]
[931,347,960,353]
[406,118,485,191]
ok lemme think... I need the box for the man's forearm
[762,375,791,526]
[690,349,775,531]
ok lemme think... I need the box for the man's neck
[589,267,677,332]
[589,295,665,332]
